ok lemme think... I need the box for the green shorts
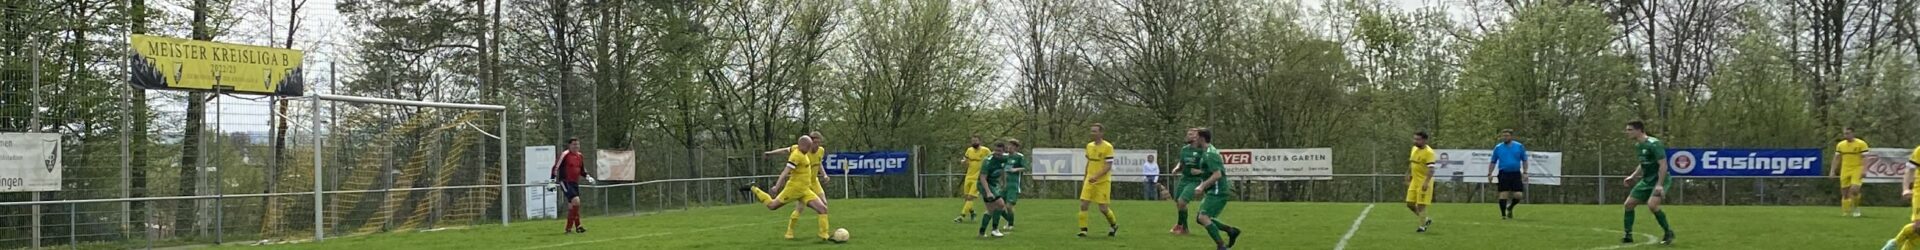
[1629,179,1672,201]
[1175,181,1201,202]
[1199,194,1230,217]
[998,186,1021,205]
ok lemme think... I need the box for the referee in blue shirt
[1488,129,1529,220]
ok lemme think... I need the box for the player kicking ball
[745,135,833,241]
[1878,145,1920,250]
[761,131,831,239]
[1187,127,1242,249]
[1620,121,1674,245]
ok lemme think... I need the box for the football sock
[1654,210,1671,233]
[1623,210,1636,234]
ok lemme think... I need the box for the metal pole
[69,203,76,247]
[213,88,223,245]
[500,110,509,226]
[31,38,43,250]
[912,146,922,198]
[1597,152,1605,205]
[312,95,325,241]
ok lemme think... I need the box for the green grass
[208,198,1910,249]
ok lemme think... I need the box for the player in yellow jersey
[1078,123,1119,237]
[1880,145,1920,250]
[1406,131,1437,233]
[761,131,831,239]
[956,134,991,223]
[1837,127,1871,217]
[746,135,832,241]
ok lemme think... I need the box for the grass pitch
[212,198,1908,249]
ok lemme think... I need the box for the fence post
[1596,153,1604,205]
[913,146,923,199]
[1720,178,1727,205]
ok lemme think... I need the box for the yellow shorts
[776,185,820,204]
[1841,168,1864,187]
[961,175,980,197]
[1079,182,1111,204]
[1405,182,1432,205]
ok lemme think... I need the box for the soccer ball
[829,228,850,243]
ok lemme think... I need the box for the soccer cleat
[1621,233,1635,244]
[1660,232,1674,245]
[1224,226,1242,248]
[1169,224,1182,234]
[1108,225,1117,237]
[739,182,757,192]
[1002,225,1014,231]
[953,215,965,223]
[1854,211,1864,218]
[784,231,796,240]
[1077,230,1088,238]
[991,230,1005,237]
[574,226,586,233]
[1416,226,1426,233]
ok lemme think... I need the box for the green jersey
[1179,145,1210,181]
[1194,145,1231,196]
[1635,137,1667,185]
[1002,153,1026,188]
[981,154,1006,188]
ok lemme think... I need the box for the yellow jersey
[786,149,820,189]
[1085,140,1115,185]
[1909,146,1920,190]
[964,146,991,177]
[1409,145,1436,182]
[1836,138,1869,169]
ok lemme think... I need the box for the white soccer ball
[829,228,850,243]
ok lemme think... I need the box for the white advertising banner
[1217,148,1333,181]
[596,149,635,181]
[1428,149,1563,185]
[0,133,61,192]
[1029,148,1156,181]
[1865,148,1916,184]
[523,146,559,219]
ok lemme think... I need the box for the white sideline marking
[516,222,774,250]
[1333,204,1375,250]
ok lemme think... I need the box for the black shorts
[562,182,581,199]
[1496,171,1525,192]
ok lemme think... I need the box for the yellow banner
[128,35,305,96]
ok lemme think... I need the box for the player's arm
[772,164,795,194]
[1195,170,1223,195]
[1624,161,1644,187]
[1654,158,1670,194]
[549,150,566,180]
[977,172,996,198]
[762,146,793,159]
[1425,159,1437,190]
[1902,162,1914,200]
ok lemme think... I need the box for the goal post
[304,93,507,241]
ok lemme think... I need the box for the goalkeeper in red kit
[551,137,597,234]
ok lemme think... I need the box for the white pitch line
[1333,204,1376,250]
[1453,221,1658,250]
[516,221,774,250]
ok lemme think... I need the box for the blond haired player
[1837,127,1871,217]
[761,131,830,239]
[746,135,832,241]
[1880,145,1920,250]
[956,134,991,223]
[1407,131,1437,233]
[1078,123,1119,237]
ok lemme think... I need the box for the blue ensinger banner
[1665,148,1824,176]
[823,151,911,175]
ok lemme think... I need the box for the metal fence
[2,143,1891,249]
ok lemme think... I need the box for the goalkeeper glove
[544,179,557,191]
[585,175,599,184]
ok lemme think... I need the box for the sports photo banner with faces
[1029,148,1156,181]
[824,151,912,175]
[1429,149,1564,185]
[1664,148,1824,176]
[1863,148,1917,184]
[1217,148,1334,181]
